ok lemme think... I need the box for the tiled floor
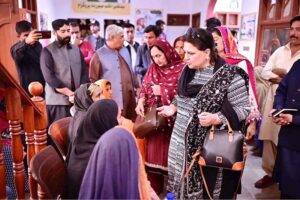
[237,143,280,199]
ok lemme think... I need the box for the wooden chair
[30,146,66,199]
[48,117,72,160]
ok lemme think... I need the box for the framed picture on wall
[258,27,289,65]
[240,13,256,40]
[167,14,190,26]
[135,8,163,36]
[192,12,201,28]
[39,12,48,30]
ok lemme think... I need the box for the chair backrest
[30,146,66,199]
[48,117,72,159]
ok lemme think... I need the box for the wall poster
[240,13,256,40]
[135,8,163,36]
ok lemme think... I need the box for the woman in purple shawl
[79,127,156,199]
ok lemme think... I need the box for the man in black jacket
[10,20,45,96]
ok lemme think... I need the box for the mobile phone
[36,30,51,39]
[272,108,298,118]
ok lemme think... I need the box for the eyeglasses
[71,31,80,34]
[186,28,201,39]
[289,27,300,32]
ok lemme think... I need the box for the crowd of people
[2,14,300,199]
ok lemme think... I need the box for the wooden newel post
[0,135,7,199]
[30,82,48,199]
[23,103,37,199]
[30,82,48,153]
[5,87,25,199]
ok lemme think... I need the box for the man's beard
[57,35,71,45]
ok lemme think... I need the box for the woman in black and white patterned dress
[157,28,250,199]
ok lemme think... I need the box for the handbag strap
[185,151,247,200]
[184,150,201,177]
[200,155,247,200]
[211,118,233,133]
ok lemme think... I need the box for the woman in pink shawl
[135,39,184,194]
[211,26,260,140]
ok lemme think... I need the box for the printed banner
[72,0,131,15]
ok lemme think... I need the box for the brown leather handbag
[185,119,246,200]
[133,102,168,139]
[199,119,245,171]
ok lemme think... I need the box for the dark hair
[211,27,221,36]
[173,36,186,48]
[90,19,100,27]
[156,19,165,27]
[70,21,79,27]
[185,28,217,64]
[290,15,300,26]
[15,20,32,35]
[106,81,112,86]
[123,23,135,29]
[231,30,237,37]
[52,19,69,31]
[144,25,160,37]
[206,17,221,31]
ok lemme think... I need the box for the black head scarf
[74,83,93,112]
[66,99,119,199]
[68,83,93,144]
[177,57,247,131]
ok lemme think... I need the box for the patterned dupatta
[184,65,248,198]
[215,26,259,109]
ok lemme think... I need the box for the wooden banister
[29,82,48,199]
[23,105,38,199]
[0,135,6,199]
[0,62,47,199]
[6,87,25,199]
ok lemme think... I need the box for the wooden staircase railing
[0,62,48,199]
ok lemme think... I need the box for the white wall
[238,0,259,65]
[37,0,211,44]
[214,0,242,13]
[191,0,210,28]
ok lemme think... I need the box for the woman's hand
[151,84,161,96]
[245,121,256,141]
[157,105,176,117]
[135,98,145,117]
[198,112,221,127]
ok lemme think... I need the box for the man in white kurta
[256,19,300,188]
